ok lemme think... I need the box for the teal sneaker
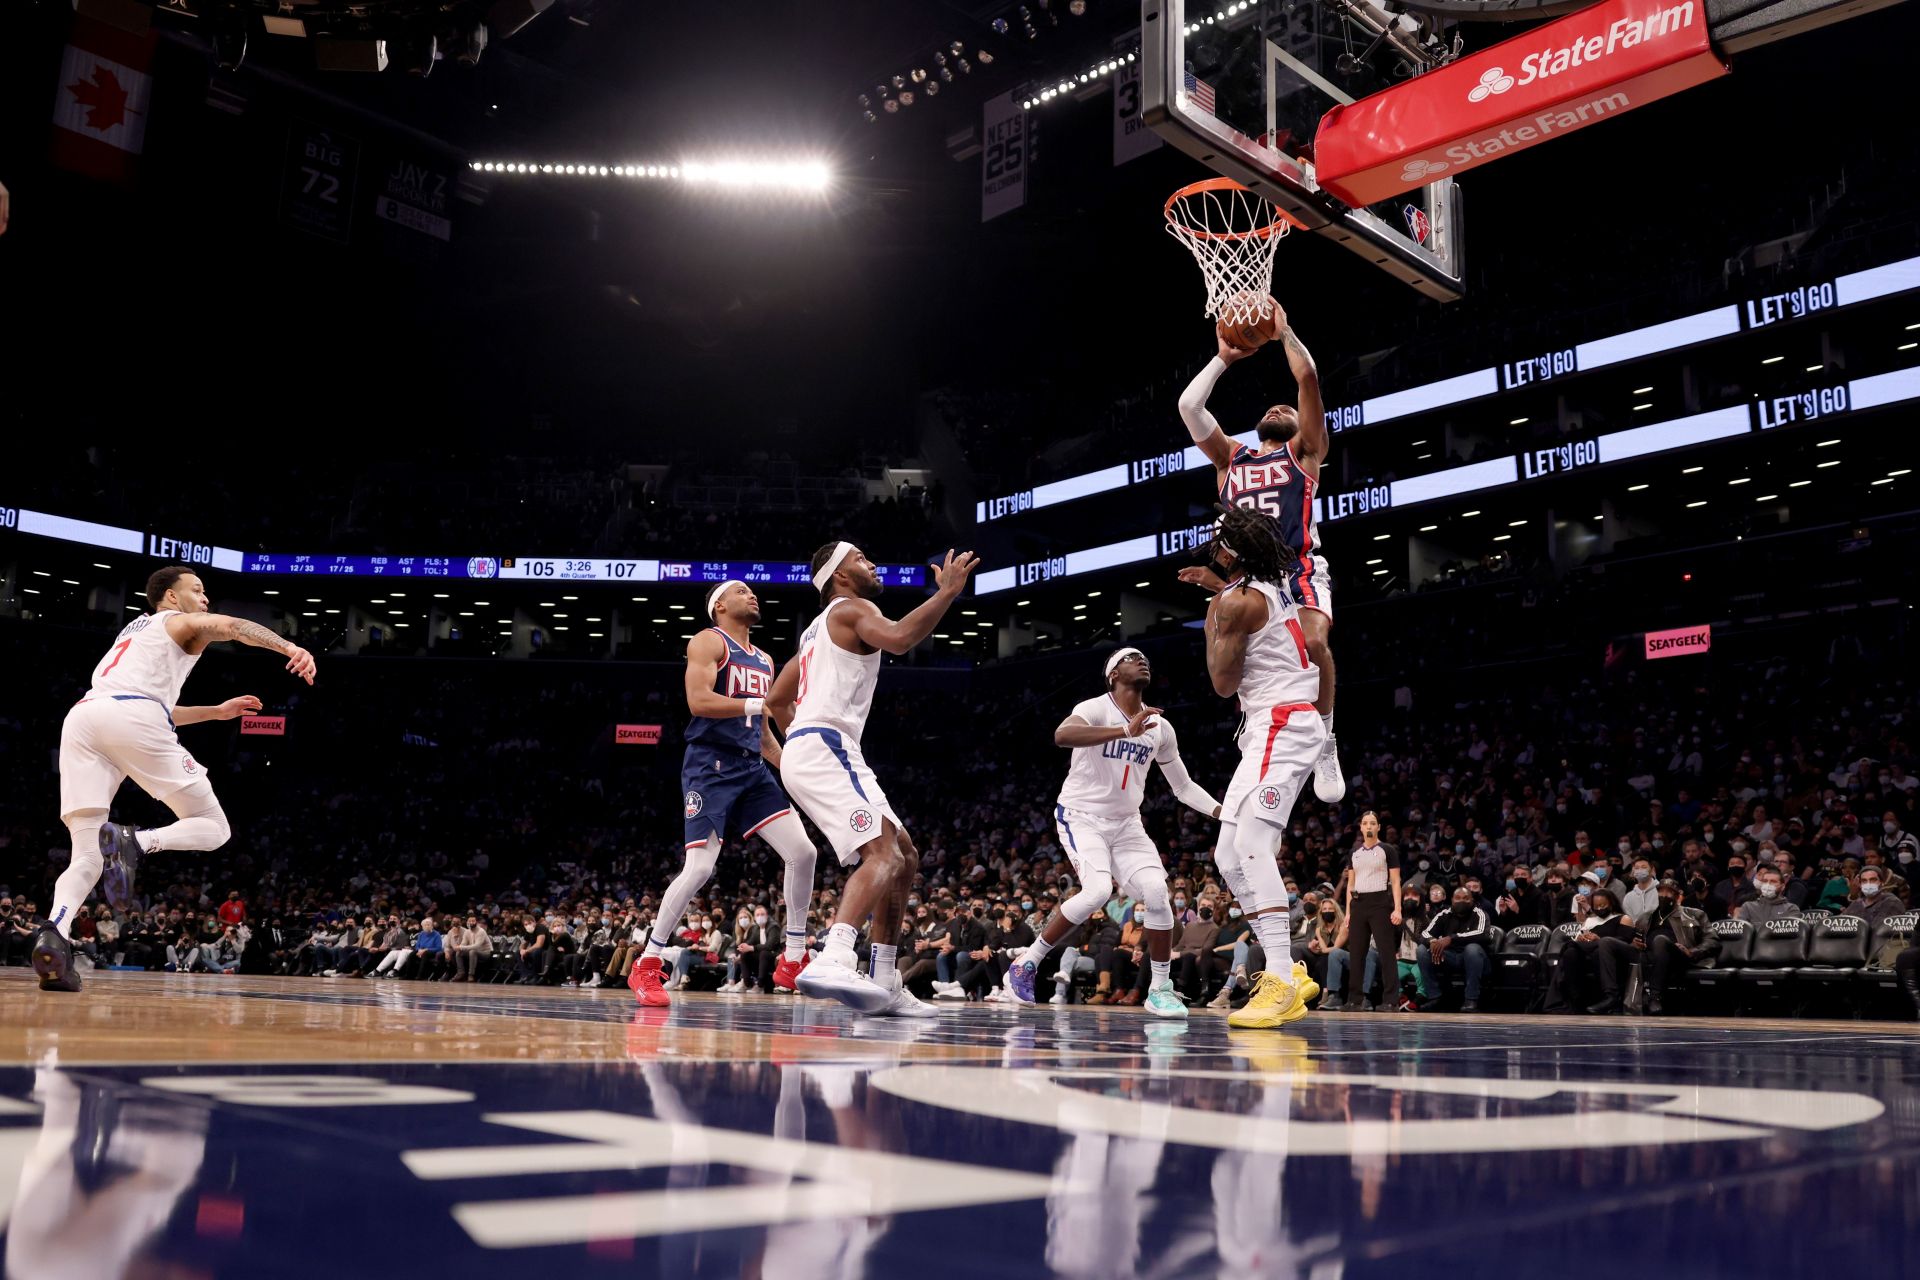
[1144,981,1189,1019]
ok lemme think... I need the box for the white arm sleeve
[1153,721,1221,816]
[1177,357,1230,445]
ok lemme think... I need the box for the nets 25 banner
[615,724,663,746]
[1645,624,1711,660]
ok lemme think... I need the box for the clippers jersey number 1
[795,652,812,711]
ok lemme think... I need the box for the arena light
[1628,483,1650,491]
[1023,48,1137,108]
[1754,493,1778,501]
[1871,477,1894,485]
[1686,500,1708,508]
[1728,477,1751,486]
[469,157,831,192]
[1893,469,1914,476]
[1418,524,1438,531]
[1790,480,1812,487]
[1817,460,1841,468]
[1762,356,1784,364]
[1683,465,1704,473]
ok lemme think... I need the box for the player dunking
[36,566,317,993]
[1002,647,1221,1018]
[1177,310,1345,803]
[628,579,823,1007]
[1200,506,1326,1029]
[765,542,978,1016]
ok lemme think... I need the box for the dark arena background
[2,0,1919,1275]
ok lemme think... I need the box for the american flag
[1182,70,1216,115]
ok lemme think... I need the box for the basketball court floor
[2,970,1915,1278]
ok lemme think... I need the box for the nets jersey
[88,610,199,708]
[685,627,773,754]
[1219,439,1321,566]
[1057,695,1176,821]
[788,596,880,743]
[1220,580,1319,712]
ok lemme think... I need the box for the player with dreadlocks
[1200,504,1326,1029]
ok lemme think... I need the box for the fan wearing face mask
[1735,864,1802,927]
[1548,886,1637,1015]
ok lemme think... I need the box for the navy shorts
[682,749,791,847]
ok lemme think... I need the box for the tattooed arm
[167,613,318,683]
[1278,326,1327,468]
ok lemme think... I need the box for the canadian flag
[51,16,156,183]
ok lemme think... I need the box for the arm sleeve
[1177,357,1230,445]
[1153,721,1220,816]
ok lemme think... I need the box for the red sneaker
[773,951,811,992]
[628,955,670,1007]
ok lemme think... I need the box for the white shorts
[1219,702,1325,830]
[1053,806,1167,895]
[59,696,212,821]
[779,727,901,865]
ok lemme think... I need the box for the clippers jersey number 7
[794,651,812,711]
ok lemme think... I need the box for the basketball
[1216,293,1284,351]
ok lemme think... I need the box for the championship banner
[240,715,287,736]
[1113,35,1161,166]
[981,90,1027,222]
[1645,623,1711,659]
[615,724,663,746]
[1315,0,1727,207]
[50,15,156,184]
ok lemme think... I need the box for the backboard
[1142,0,1467,300]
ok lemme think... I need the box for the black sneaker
[33,927,82,993]
[98,823,143,910]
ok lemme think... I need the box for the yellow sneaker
[1290,960,1320,1006]
[1227,970,1309,1029]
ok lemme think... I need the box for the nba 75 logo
[1256,784,1283,811]
[684,791,703,818]
[849,810,874,834]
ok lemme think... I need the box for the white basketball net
[1163,181,1290,326]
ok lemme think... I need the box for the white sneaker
[322,970,339,977]
[585,974,602,989]
[874,973,940,1019]
[795,949,891,1013]
[1049,989,1069,1006]
[984,987,1013,1004]
[934,983,967,1000]
[1313,732,1346,802]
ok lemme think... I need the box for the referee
[1334,811,1402,1011]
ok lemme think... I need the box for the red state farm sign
[240,715,286,736]
[1645,623,1711,659]
[1315,0,1727,208]
[615,724,663,745]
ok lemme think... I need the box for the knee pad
[758,812,818,867]
[64,814,105,878]
[1062,871,1114,924]
[1133,873,1174,932]
[1220,820,1289,912]
[680,836,722,885]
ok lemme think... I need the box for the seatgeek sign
[1315,0,1727,207]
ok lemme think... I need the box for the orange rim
[1162,176,1305,241]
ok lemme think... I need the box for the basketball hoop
[1163,177,1299,326]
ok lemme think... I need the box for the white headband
[706,579,746,619]
[811,542,855,592]
[1104,647,1145,679]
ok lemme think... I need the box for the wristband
[743,697,765,723]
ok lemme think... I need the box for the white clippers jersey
[1221,580,1319,712]
[87,610,200,708]
[788,596,881,742]
[1056,694,1175,821]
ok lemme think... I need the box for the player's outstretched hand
[1178,565,1228,593]
[1215,330,1257,365]
[214,695,264,721]
[285,645,318,685]
[1126,705,1163,738]
[931,549,980,595]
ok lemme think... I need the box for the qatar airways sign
[1314,0,1727,207]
